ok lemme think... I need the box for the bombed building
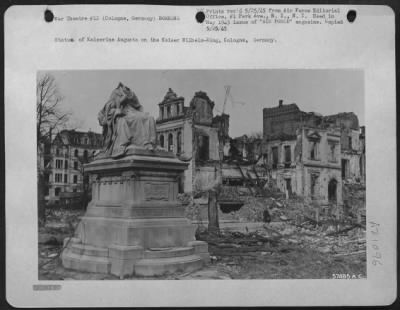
[156,88,268,198]
[156,88,230,192]
[262,100,365,205]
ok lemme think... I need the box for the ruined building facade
[263,100,365,205]
[156,88,229,192]
[228,134,263,163]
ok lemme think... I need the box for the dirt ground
[38,207,366,280]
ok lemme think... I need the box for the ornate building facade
[42,129,103,204]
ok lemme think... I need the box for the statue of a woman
[98,83,157,158]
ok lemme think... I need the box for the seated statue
[97,83,157,158]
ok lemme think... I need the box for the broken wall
[301,166,343,204]
[195,125,220,161]
[273,170,297,197]
[298,127,343,204]
[263,103,302,138]
[264,139,297,168]
[190,93,214,125]
[341,152,362,181]
[182,120,194,192]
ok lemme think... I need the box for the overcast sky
[43,69,364,137]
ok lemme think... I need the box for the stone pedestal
[62,148,209,277]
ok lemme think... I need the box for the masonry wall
[264,139,297,195]
[273,169,298,196]
[192,97,214,125]
[300,128,342,204]
[195,125,220,161]
[342,153,362,181]
[302,166,342,204]
[263,104,302,137]
[183,120,193,192]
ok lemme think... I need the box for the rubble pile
[183,203,204,222]
[263,221,366,256]
[39,208,84,245]
[196,223,366,279]
[196,229,279,263]
[343,182,366,221]
[194,181,366,258]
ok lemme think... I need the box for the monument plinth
[62,148,209,277]
[62,83,209,277]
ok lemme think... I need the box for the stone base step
[70,243,109,257]
[135,254,204,276]
[62,251,110,274]
[144,247,194,259]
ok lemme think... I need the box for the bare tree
[37,74,70,224]
[37,74,71,145]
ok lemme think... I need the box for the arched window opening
[168,134,174,152]
[177,131,182,154]
[159,135,164,148]
[328,179,338,203]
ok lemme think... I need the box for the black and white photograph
[5,4,395,307]
[37,69,366,280]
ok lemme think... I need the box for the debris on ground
[39,183,366,280]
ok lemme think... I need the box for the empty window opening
[285,178,292,195]
[311,174,318,198]
[330,143,336,161]
[55,187,61,196]
[159,135,164,148]
[328,179,338,202]
[177,131,182,154]
[284,145,291,168]
[348,136,352,149]
[310,142,317,160]
[44,159,51,168]
[56,159,63,169]
[197,135,209,161]
[168,133,174,152]
[272,146,278,169]
[55,173,62,183]
[341,159,349,179]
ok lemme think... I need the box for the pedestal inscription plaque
[144,183,169,201]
